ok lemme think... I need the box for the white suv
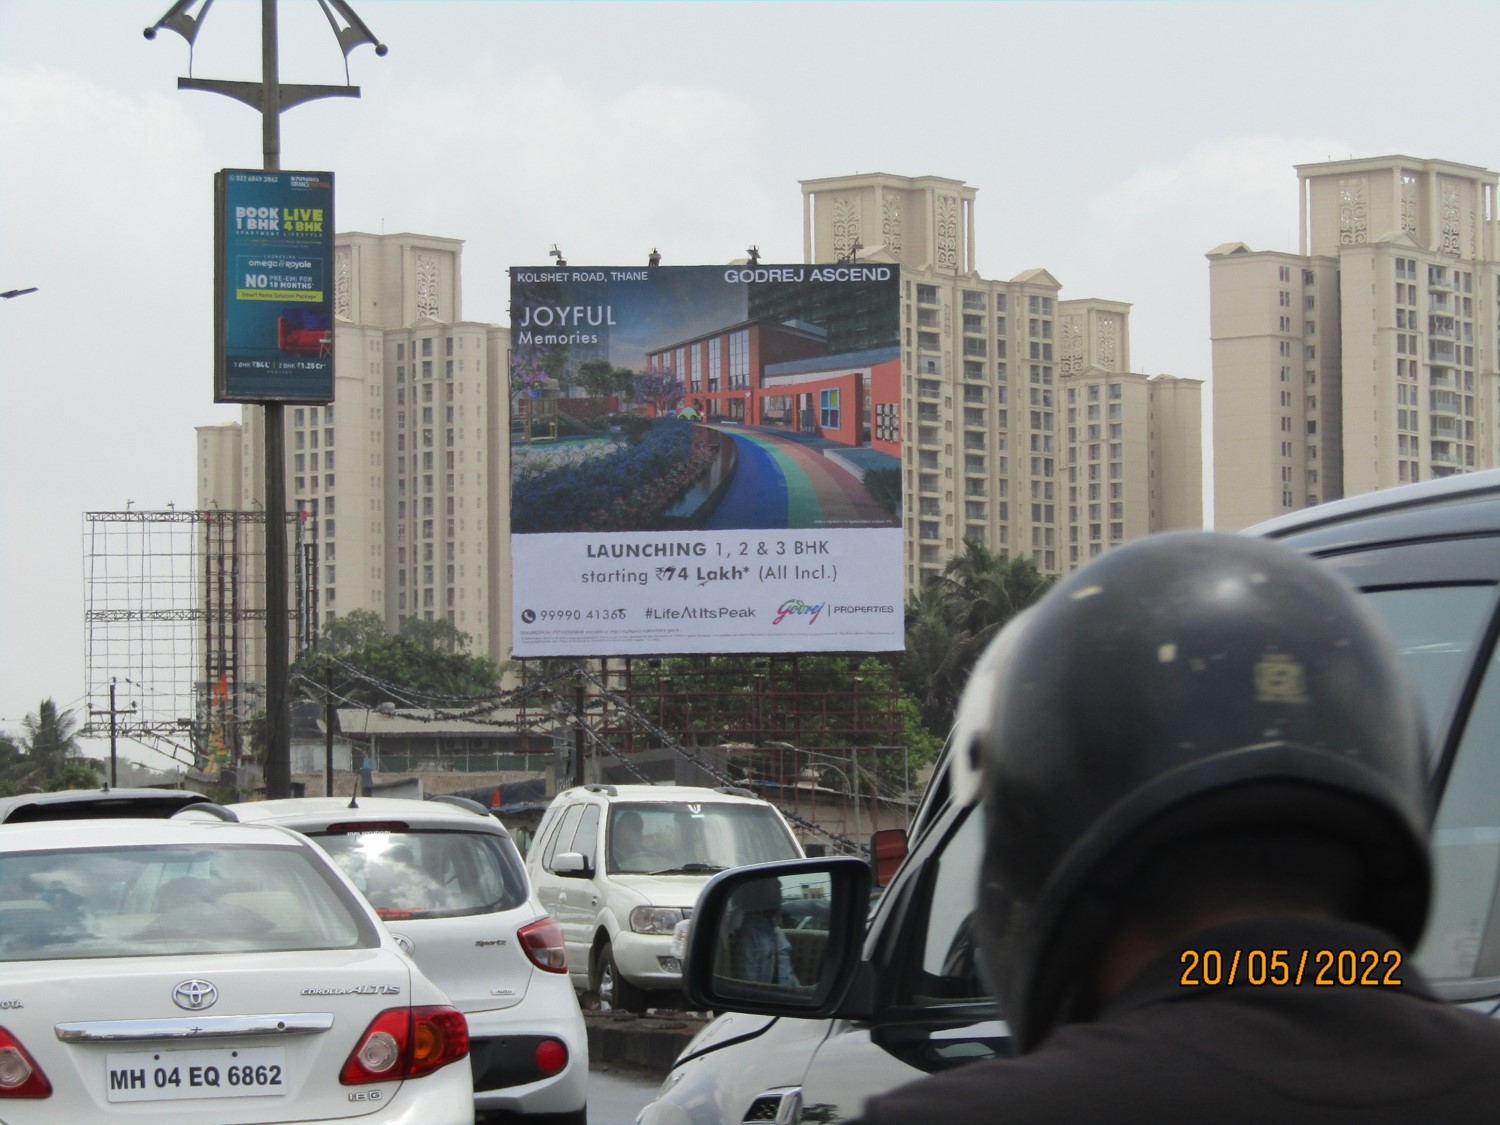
[229,795,588,1124]
[526,784,804,1011]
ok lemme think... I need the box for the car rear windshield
[312,828,529,921]
[0,843,373,961]
[606,802,801,874]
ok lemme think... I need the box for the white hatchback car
[526,784,805,1011]
[228,796,588,1124]
[0,817,473,1124]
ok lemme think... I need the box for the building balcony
[1429,390,1462,414]
[1429,341,1456,362]
[1430,418,1461,439]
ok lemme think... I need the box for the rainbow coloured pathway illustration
[702,426,898,531]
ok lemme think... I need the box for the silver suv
[526,784,804,1011]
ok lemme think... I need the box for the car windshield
[0,843,371,961]
[313,827,530,921]
[606,801,800,875]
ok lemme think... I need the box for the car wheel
[594,939,649,1013]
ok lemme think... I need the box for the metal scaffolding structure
[511,655,912,848]
[83,510,309,773]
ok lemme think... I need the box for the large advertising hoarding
[509,264,903,657]
[214,169,335,403]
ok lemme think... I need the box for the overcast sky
[2,0,1495,756]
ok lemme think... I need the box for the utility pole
[573,667,587,788]
[146,0,385,798]
[325,666,336,797]
[90,678,137,787]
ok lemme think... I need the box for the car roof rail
[427,794,489,816]
[584,783,618,797]
[715,785,755,798]
[172,802,240,822]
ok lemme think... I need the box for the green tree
[45,760,104,791]
[575,359,633,400]
[2,700,106,792]
[0,732,22,796]
[321,609,389,652]
[897,541,1054,736]
[292,616,500,707]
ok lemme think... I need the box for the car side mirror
[684,857,870,1018]
[552,851,592,877]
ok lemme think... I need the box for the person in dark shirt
[856,532,1500,1125]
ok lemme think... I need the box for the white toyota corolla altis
[0,817,474,1124]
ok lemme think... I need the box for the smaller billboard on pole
[214,169,335,403]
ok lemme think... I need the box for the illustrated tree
[573,358,621,402]
[630,367,684,414]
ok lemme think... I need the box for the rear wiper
[648,863,727,875]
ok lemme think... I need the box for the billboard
[214,169,335,403]
[509,264,904,657]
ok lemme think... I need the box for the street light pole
[147,0,385,798]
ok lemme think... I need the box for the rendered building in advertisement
[508,265,904,657]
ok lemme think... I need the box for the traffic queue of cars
[0,780,801,1123]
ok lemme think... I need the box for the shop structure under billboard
[508,264,903,657]
[214,169,335,403]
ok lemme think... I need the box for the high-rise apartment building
[800,173,1202,585]
[1209,155,1499,531]
[198,232,512,665]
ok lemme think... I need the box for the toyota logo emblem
[172,979,218,1011]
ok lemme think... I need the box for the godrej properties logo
[773,599,825,626]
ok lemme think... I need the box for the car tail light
[518,917,568,973]
[534,1038,568,1076]
[0,1027,51,1098]
[340,1007,469,1085]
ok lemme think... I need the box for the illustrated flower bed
[512,421,721,533]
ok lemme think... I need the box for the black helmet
[965,531,1431,1050]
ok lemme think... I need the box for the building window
[817,388,840,430]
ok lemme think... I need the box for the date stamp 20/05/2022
[1179,948,1403,988]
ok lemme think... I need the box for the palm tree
[899,541,1055,736]
[8,698,83,789]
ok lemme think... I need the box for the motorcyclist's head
[958,532,1431,1050]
